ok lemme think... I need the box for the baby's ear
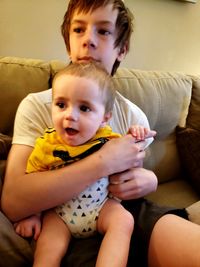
[101,112,112,127]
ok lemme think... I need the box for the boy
[15,62,153,267]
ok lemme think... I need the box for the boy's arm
[1,134,146,222]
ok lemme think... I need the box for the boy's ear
[101,112,112,127]
[117,43,128,62]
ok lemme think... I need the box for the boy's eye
[73,27,84,33]
[80,105,91,112]
[98,29,111,36]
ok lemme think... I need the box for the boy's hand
[99,134,147,175]
[14,214,41,240]
[109,167,158,200]
[108,126,157,200]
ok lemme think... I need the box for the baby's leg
[33,209,71,267]
[96,199,134,267]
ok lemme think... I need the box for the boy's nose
[83,40,96,49]
[83,29,97,48]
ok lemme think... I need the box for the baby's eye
[80,105,91,112]
[56,102,65,109]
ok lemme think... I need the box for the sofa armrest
[0,161,6,196]
[0,134,12,196]
[0,134,12,160]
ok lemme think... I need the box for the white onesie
[55,177,109,238]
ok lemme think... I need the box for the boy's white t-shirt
[13,89,153,147]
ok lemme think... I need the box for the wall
[125,0,200,74]
[0,0,200,74]
[0,0,67,61]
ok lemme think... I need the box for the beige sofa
[0,56,200,211]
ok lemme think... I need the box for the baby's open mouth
[65,128,78,135]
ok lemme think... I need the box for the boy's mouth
[78,57,99,63]
[65,128,78,135]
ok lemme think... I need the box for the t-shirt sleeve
[12,92,52,147]
[110,92,153,148]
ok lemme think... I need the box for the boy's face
[69,4,125,75]
[52,74,110,146]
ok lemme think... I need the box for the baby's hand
[129,125,156,141]
[14,214,41,240]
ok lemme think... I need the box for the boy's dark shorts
[62,198,188,267]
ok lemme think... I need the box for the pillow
[0,133,12,159]
[176,126,200,194]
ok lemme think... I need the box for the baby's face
[52,74,107,146]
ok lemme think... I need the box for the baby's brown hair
[52,62,116,113]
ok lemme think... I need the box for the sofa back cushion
[0,57,51,135]
[113,68,192,183]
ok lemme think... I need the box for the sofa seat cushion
[176,126,200,195]
[147,178,199,208]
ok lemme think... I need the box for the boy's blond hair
[61,0,134,75]
[52,62,116,113]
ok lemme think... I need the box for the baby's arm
[129,124,156,141]
[14,213,41,240]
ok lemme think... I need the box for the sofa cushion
[113,68,192,183]
[0,57,51,135]
[176,126,200,194]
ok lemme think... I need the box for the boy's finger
[145,130,157,138]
